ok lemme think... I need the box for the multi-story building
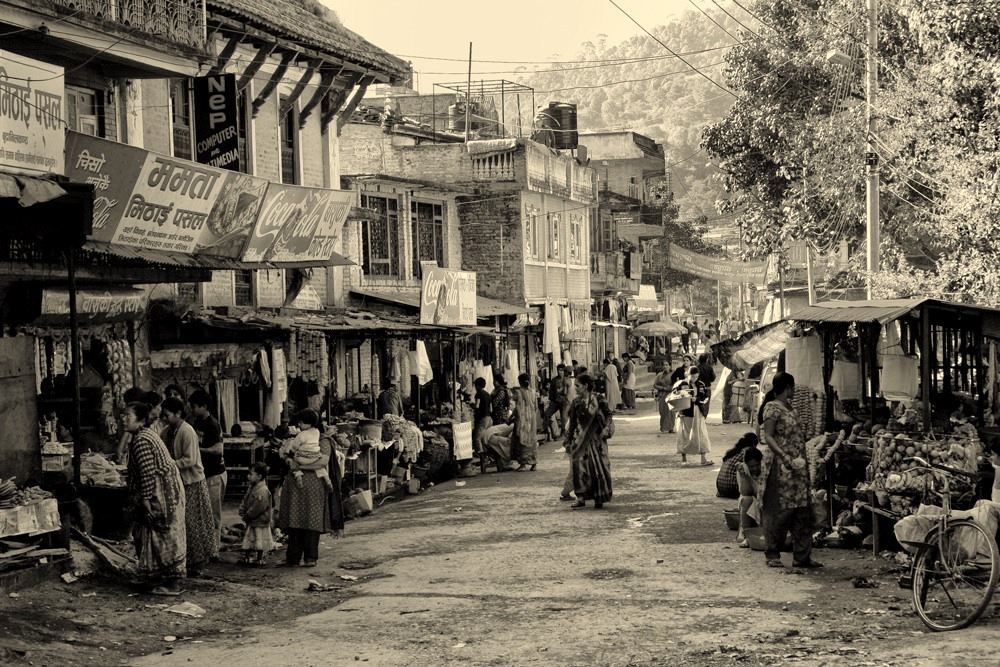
[340,99,597,368]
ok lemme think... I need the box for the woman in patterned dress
[161,396,218,575]
[564,374,614,509]
[758,372,822,569]
[511,373,539,471]
[277,410,334,567]
[124,402,186,594]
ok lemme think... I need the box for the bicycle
[898,455,999,631]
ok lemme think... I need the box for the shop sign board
[0,51,64,175]
[192,74,240,171]
[39,289,146,324]
[668,243,767,285]
[65,132,267,259]
[242,183,354,263]
[420,268,477,326]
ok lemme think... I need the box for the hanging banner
[192,73,240,171]
[668,243,767,284]
[420,268,477,326]
[0,51,64,175]
[242,183,354,263]
[64,132,265,257]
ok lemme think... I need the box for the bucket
[407,479,421,494]
[723,509,740,531]
[667,395,692,411]
[359,419,382,441]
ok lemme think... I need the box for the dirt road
[2,399,998,666]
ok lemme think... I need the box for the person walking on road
[758,372,822,569]
[621,353,637,410]
[510,373,539,471]
[602,355,622,411]
[696,352,717,417]
[543,364,569,440]
[673,366,713,466]
[564,374,614,510]
[653,361,675,434]
[189,390,225,559]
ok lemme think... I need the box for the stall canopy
[711,321,792,372]
[788,298,1000,337]
[349,288,530,319]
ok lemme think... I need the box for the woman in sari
[161,396,217,575]
[673,366,713,466]
[277,410,341,567]
[759,372,821,568]
[510,373,539,471]
[124,401,186,595]
[602,360,622,411]
[564,374,614,509]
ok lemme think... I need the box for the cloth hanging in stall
[504,350,520,388]
[879,322,919,401]
[409,341,434,385]
[258,348,272,388]
[475,360,495,394]
[784,334,824,394]
[263,348,288,428]
[829,358,861,401]
[562,349,573,367]
[217,379,238,433]
[389,356,402,384]
[543,302,561,355]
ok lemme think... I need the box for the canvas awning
[710,321,792,372]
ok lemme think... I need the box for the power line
[687,0,743,43]
[607,0,739,99]
[395,44,738,65]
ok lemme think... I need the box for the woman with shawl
[124,401,186,595]
[602,360,622,411]
[510,373,539,471]
[161,396,217,574]
[673,365,713,466]
[564,374,614,509]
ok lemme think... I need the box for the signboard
[0,51,64,175]
[65,132,265,258]
[668,243,767,285]
[39,289,146,325]
[192,74,240,171]
[419,268,477,326]
[242,183,354,263]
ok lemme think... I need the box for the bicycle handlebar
[903,456,978,481]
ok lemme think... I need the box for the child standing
[279,409,334,492]
[239,462,274,566]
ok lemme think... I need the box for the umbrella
[632,320,687,337]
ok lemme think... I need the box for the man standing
[680,320,691,354]
[189,389,225,559]
[543,364,569,440]
[621,353,637,410]
[472,377,492,451]
[377,382,404,417]
[696,352,717,418]
[653,361,675,434]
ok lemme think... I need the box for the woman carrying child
[239,462,274,566]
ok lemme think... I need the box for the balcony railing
[54,0,205,49]
[472,150,515,181]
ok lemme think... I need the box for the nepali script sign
[668,243,767,285]
[420,268,477,326]
[0,51,64,175]
[65,132,266,258]
[39,289,146,325]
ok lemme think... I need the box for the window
[169,80,192,160]
[411,201,444,276]
[234,270,255,306]
[569,212,583,263]
[628,176,640,200]
[66,87,104,137]
[592,211,617,253]
[548,212,562,260]
[236,87,251,173]
[177,283,201,303]
[279,96,297,184]
[361,194,400,276]
[524,204,540,259]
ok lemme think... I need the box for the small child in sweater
[280,409,334,492]
[239,462,274,566]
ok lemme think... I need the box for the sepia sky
[332,0,694,91]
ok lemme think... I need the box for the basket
[359,419,382,441]
[336,421,359,436]
[667,394,692,411]
[723,508,740,531]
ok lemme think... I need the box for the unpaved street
[4,399,1000,666]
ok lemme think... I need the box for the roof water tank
[541,102,578,150]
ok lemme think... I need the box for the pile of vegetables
[0,479,53,509]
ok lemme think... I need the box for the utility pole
[865,0,879,298]
[464,42,473,144]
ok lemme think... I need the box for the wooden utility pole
[865,0,879,298]
[464,42,473,143]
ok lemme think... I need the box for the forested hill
[513,8,742,230]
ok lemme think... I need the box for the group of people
[715,371,822,570]
[119,384,346,594]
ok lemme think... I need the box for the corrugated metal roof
[788,298,1000,325]
[350,288,530,318]
[195,309,493,336]
[82,242,353,270]
[208,0,410,80]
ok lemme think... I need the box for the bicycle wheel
[912,520,1000,631]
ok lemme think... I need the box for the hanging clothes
[258,348,272,388]
[504,349,520,389]
[543,302,561,355]
[217,379,238,433]
[409,341,434,385]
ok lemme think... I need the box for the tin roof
[208,0,409,80]
[82,241,354,270]
[350,288,530,318]
[788,298,1000,325]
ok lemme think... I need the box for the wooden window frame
[361,193,400,277]
[411,200,445,276]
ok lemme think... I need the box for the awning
[350,288,529,318]
[83,241,354,270]
[711,321,792,372]
[787,299,930,325]
[0,173,66,207]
